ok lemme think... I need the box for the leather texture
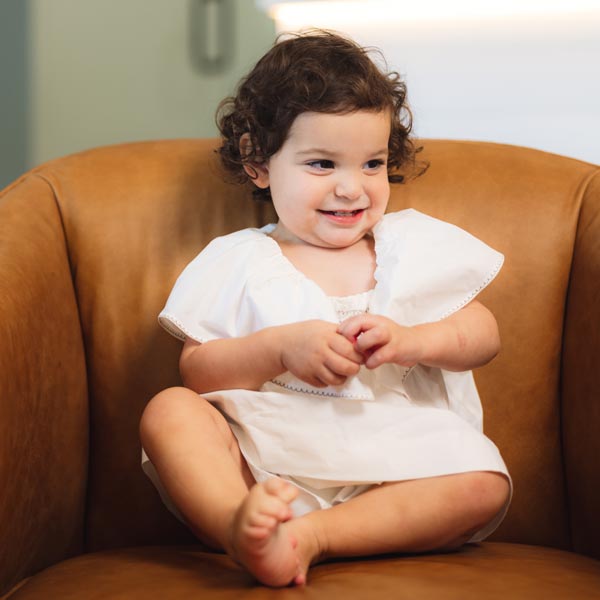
[5,544,600,599]
[0,176,88,589]
[1,139,599,597]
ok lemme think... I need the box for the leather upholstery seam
[31,171,91,552]
[558,164,600,553]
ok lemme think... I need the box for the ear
[240,133,270,189]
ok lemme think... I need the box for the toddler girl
[140,31,511,587]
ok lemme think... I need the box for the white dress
[143,209,512,541]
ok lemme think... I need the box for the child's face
[253,110,391,249]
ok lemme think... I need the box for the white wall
[18,1,600,168]
[28,0,275,166]
[262,3,600,164]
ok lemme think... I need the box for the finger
[317,364,347,386]
[307,376,328,388]
[324,353,361,378]
[364,349,386,369]
[354,327,388,354]
[295,369,328,388]
[299,369,335,388]
[330,333,365,364]
[337,315,372,340]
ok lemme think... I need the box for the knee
[459,472,510,530]
[139,386,206,445]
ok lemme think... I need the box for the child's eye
[307,159,335,170]
[365,159,386,170]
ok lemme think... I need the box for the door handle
[189,0,235,75]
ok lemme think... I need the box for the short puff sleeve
[371,210,504,326]
[158,230,264,343]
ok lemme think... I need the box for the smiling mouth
[318,209,364,217]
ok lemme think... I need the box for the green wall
[0,0,275,188]
[0,1,29,188]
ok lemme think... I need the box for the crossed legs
[140,387,510,587]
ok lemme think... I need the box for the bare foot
[229,478,302,587]
[285,513,326,586]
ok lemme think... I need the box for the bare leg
[286,471,511,580]
[141,389,509,586]
[140,387,302,586]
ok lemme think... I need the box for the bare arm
[337,300,500,372]
[180,320,364,394]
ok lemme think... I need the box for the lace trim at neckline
[329,289,374,302]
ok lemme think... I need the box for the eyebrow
[295,147,389,157]
[295,148,338,157]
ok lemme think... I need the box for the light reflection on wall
[261,0,600,28]
[256,0,600,164]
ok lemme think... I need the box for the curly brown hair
[216,30,423,201]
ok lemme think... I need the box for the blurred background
[1,0,599,189]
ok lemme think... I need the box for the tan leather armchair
[1,139,600,598]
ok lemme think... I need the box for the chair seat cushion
[7,542,600,599]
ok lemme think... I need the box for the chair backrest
[15,139,600,556]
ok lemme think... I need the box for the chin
[322,234,366,249]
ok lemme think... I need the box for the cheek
[372,179,390,204]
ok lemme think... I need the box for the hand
[279,320,365,388]
[337,314,423,370]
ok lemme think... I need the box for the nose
[334,171,363,201]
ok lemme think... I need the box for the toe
[253,492,293,521]
[264,478,299,504]
[248,513,278,530]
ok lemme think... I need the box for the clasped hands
[279,316,423,389]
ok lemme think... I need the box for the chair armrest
[562,168,600,561]
[0,174,88,595]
